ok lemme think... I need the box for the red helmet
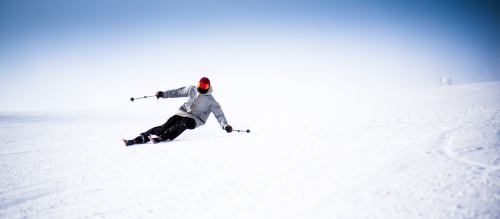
[197,77,210,93]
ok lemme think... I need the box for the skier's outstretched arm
[155,86,191,99]
[210,102,231,133]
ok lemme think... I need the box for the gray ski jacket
[162,85,229,129]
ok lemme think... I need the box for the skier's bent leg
[160,117,196,141]
[135,115,184,144]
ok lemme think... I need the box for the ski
[122,136,165,147]
[149,135,161,144]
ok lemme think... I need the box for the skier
[123,77,232,146]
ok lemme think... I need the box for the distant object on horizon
[441,70,453,86]
[442,77,452,86]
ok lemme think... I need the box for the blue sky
[0,0,499,111]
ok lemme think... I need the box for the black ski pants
[138,115,196,143]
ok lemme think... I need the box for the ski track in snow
[441,105,500,170]
[1,82,500,218]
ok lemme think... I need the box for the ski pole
[130,95,155,102]
[234,129,251,133]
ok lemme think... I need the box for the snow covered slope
[1,81,499,218]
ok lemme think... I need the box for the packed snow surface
[1,81,500,218]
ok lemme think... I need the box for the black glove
[155,91,164,99]
[225,125,233,133]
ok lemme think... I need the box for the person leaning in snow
[123,77,232,146]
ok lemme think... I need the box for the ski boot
[122,139,135,147]
[123,134,147,147]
